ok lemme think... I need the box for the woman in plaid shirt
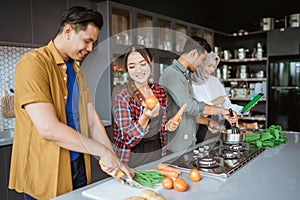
[112,45,179,167]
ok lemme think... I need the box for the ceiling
[96,0,299,34]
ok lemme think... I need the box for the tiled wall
[0,44,35,130]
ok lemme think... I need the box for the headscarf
[191,51,220,85]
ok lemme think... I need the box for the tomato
[162,177,173,190]
[144,95,158,109]
[173,177,187,192]
[189,168,201,182]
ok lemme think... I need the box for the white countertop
[53,131,300,200]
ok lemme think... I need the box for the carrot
[171,103,187,122]
[157,169,179,178]
[157,163,182,175]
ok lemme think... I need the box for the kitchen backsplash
[0,44,35,130]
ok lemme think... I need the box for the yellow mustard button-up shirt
[9,41,92,199]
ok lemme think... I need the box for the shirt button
[64,96,67,99]
[64,77,67,81]
[63,65,66,69]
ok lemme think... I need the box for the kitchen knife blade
[99,160,143,188]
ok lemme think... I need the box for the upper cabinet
[95,0,215,85]
[267,27,300,56]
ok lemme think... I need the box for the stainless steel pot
[221,129,245,144]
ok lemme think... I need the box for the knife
[99,160,143,188]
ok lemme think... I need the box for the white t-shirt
[192,75,245,115]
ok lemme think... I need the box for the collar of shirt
[172,59,191,83]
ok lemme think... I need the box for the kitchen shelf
[222,78,267,82]
[220,57,267,63]
[239,116,266,121]
[215,31,268,128]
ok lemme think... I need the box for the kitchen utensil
[221,129,245,144]
[228,108,240,134]
[99,160,143,188]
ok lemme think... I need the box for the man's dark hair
[58,6,103,33]
[183,36,212,54]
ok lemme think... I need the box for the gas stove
[164,140,265,179]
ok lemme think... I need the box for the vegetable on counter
[156,169,179,178]
[156,163,181,178]
[132,170,165,188]
[161,177,173,190]
[157,163,181,175]
[124,189,165,200]
[245,125,287,148]
[140,189,165,200]
[189,168,201,182]
[173,177,187,192]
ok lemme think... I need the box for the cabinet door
[157,18,173,51]
[0,0,31,43]
[0,147,7,200]
[267,28,300,56]
[175,23,187,52]
[6,145,21,199]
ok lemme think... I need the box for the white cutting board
[82,178,162,200]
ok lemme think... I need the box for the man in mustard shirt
[9,6,133,200]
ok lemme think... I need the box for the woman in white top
[191,51,244,143]
[192,51,245,114]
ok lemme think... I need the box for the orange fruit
[144,95,158,109]
[162,177,173,190]
[173,177,187,192]
[189,168,201,182]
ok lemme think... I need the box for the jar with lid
[256,43,263,59]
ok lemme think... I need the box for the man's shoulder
[160,64,180,78]
[19,45,52,63]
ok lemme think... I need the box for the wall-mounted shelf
[239,116,266,121]
[220,57,267,63]
[222,78,267,82]
[215,31,268,129]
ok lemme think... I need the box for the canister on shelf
[223,50,232,60]
[289,13,300,28]
[260,17,274,31]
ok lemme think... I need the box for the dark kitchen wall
[0,0,97,45]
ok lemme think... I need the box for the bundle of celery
[245,125,287,148]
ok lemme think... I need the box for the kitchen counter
[0,129,14,146]
[53,131,300,200]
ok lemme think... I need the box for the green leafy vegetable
[245,125,287,148]
[130,170,165,188]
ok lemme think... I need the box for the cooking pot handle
[229,108,234,117]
